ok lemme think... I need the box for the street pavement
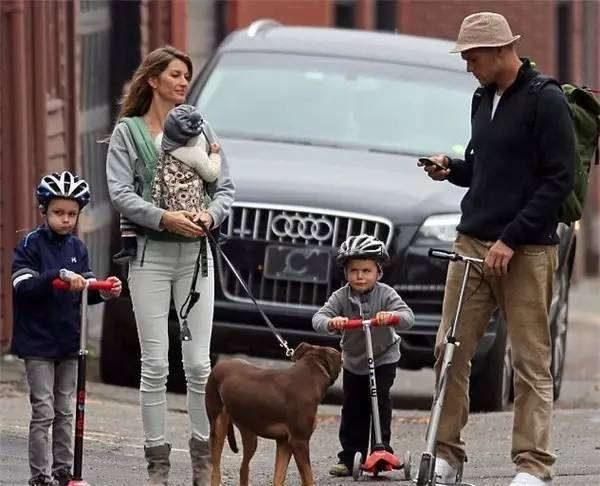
[1,279,599,485]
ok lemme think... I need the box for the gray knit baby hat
[162,104,204,152]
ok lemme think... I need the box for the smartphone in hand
[418,157,447,171]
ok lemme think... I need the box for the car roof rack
[247,19,281,38]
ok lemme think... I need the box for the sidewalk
[1,277,598,485]
[568,276,600,325]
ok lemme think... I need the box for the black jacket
[11,224,103,359]
[448,59,575,248]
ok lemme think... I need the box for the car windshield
[194,51,476,157]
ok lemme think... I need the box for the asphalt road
[1,300,599,485]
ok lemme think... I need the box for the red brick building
[0,0,188,352]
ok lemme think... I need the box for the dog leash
[197,220,295,360]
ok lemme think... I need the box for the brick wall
[227,0,334,31]
[398,0,558,76]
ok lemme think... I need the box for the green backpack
[471,77,600,224]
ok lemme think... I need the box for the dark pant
[337,362,397,467]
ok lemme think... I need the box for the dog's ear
[293,342,311,361]
[324,348,342,382]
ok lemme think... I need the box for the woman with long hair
[106,45,235,485]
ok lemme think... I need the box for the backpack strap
[470,86,486,120]
[527,74,561,119]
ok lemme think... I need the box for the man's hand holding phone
[418,155,451,181]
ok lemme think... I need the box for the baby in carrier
[113,104,221,263]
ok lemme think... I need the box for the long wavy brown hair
[117,45,193,120]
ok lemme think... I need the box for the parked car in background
[101,20,576,411]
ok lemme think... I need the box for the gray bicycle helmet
[36,171,91,212]
[336,234,389,264]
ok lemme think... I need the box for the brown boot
[144,443,171,485]
[189,437,211,486]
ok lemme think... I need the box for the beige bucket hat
[451,12,521,53]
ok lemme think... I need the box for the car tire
[469,315,512,412]
[550,265,570,401]
[100,296,141,387]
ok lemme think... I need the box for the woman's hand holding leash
[192,211,214,236]
[161,210,203,237]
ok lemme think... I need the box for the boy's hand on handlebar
[328,316,348,331]
[61,272,86,291]
[375,311,396,326]
[100,276,122,299]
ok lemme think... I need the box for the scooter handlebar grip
[340,319,364,330]
[428,248,459,261]
[52,278,114,291]
[52,279,70,290]
[88,280,115,290]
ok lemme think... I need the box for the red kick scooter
[339,315,412,481]
[53,278,114,486]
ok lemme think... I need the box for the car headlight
[413,213,461,246]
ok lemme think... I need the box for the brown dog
[206,342,342,486]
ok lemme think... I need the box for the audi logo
[271,214,334,241]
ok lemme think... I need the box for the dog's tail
[227,422,238,454]
[206,369,239,454]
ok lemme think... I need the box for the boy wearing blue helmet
[11,171,122,486]
[313,234,415,477]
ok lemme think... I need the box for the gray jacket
[106,121,235,231]
[312,282,414,375]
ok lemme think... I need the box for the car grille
[217,202,394,309]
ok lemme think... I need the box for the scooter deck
[432,482,475,486]
[416,482,475,486]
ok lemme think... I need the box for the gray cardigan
[313,282,415,375]
[106,121,235,232]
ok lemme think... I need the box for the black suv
[101,20,575,411]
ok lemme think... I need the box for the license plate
[263,245,331,283]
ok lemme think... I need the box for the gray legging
[25,358,77,481]
[129,237,214,446]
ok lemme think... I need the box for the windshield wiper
[367,147,422,157]
[226,133,342,149]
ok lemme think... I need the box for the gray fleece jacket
[106,120,235,233]
[313,282,414,375]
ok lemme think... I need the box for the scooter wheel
[352,451,363,481]
[403,450,412,480]
[416,457,431,486]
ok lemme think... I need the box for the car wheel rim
[553,301,568,380]
[502,342,512,406]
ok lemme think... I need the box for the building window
[336,0,357,29]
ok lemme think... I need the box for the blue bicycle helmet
[36,171,91,212]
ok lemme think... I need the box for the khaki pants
[434,233,557,480]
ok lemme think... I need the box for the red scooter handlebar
[52,278,114,291]
[340,315,400,330]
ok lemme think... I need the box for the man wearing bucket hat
[418,12,575,486]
